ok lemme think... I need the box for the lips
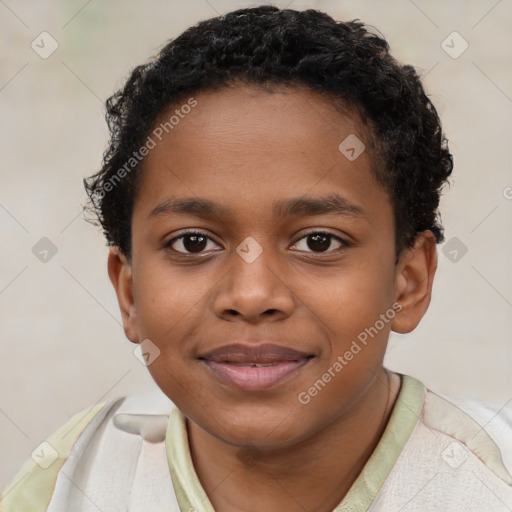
[198,343,314,391]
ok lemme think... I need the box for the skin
[108,84,437,512]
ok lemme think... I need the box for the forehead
[152,84,368,155]
[133,84,388,224]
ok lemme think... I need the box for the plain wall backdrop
[1,0,511,489]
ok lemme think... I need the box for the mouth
[198,343,315,391]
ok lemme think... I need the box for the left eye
[291,232,346,253]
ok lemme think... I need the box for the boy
[2,5,511,511]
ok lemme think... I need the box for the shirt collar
[165,374,425,511]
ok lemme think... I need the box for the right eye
[164,230,222,254]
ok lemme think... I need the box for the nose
[211,244,295,324]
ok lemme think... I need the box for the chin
[207,410,312,449]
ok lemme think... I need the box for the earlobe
[107,247,139,344]
[391,231,438,334]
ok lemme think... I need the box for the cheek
[303,265,396,392]
[133,257,210,340]
[311,261,395,335]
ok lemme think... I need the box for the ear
[107,247,139,344]
[391,231,437,334]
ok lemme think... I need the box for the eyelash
[164,229,350,257]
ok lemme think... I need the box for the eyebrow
[148,194,366,220]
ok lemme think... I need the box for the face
[109,84,435,450]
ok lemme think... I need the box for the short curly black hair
[84,5,453,262]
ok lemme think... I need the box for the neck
[187,368,401,512]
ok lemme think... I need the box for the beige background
[1,0,511,488]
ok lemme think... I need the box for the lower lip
[202,359,311,391]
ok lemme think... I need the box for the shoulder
[0,400,117,511]
[372,375,512,511]
[0,388,175,512]
[422,387,512,484]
